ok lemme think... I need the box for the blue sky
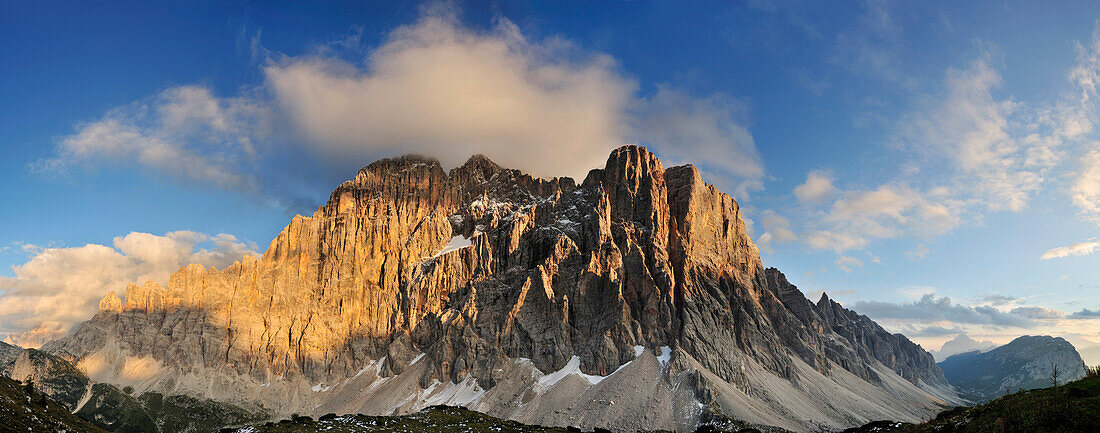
[1,1,1099,361]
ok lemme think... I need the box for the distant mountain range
[10,146,958,433]
[930,334,998,362]
[938,335,1088,402]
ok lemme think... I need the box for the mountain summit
[44,146,958,432]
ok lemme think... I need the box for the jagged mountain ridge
[44,146,957,432]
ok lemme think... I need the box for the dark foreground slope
[221,405,772,433]
[0,375,107,433]
[844,374,1100,433]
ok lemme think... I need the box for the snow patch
[423,375,486,406]
[657,346,672,366]
[633,345,645,357]
[535,355,621,392]
[434,235,472,258]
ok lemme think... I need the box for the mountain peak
[43,146,956,433]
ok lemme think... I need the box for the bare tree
[1049,361,1060,387]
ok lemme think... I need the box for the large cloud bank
[0,232,256,347]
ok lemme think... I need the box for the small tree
[1049,361,1061,387]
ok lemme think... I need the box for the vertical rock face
[44,146,956,432]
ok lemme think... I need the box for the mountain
[1079,344,1100,367]
[0,348,90,410]
[938,335,1087,402]
[930,334,997,362]
[0,340,20,365]
[40,146,958,432]
[843,370,1100,433]
[0,374,107,433]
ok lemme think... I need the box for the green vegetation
[75,382,269,433]
[843,374,1100,433]
[0,375,107,433]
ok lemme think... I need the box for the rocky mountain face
[0,375,107,433]
[930,334,998,362]
[938,335,1087,402]
[42,146,958,432]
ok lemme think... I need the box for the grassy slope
[843,375,1100,433]
[0,375,107,433]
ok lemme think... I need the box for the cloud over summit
[40,8,766,207]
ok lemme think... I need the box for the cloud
[794,171,836,203]
[1072,151,1100,222]
[39,7,766,206]
[1062,23,1100,224]
[264,10,633,181]
[801,184,960,252]
[851,293,1033,328]
[773,48,1089,257]
[756,210,797,251]
[35,87,272,191]
[1069,308,1100,319]
[804,230,868,252]
[901,58,1051,212]
[908,325,967,337]
[1040,238,1100,260]
[633,86,764,196]
[980,294,1018,306]
[835,256,863,272]
[0,231,257,347]
[904,243,930,260]
[1008,306,1064,320]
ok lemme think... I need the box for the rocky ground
[219,405,770,433]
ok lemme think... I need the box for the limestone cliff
[44,146,958,432]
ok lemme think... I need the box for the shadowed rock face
[44,146,953,431]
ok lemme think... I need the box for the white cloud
[40,8,764,202]
[804,230,868,252]
[0,231,257,347]
[756,210,797,252]
[835,256,863,272]
[264,10,633,181]
[903,59,1048,212]
[1040,238,1100,260]
[633,86,764,196]
[905,243,930,260]
[36,87,272,191]
[1073,151,1100,221]
[800,184,960,252]
[794,170,836,203]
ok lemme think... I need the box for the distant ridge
[938,335,1087,402]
